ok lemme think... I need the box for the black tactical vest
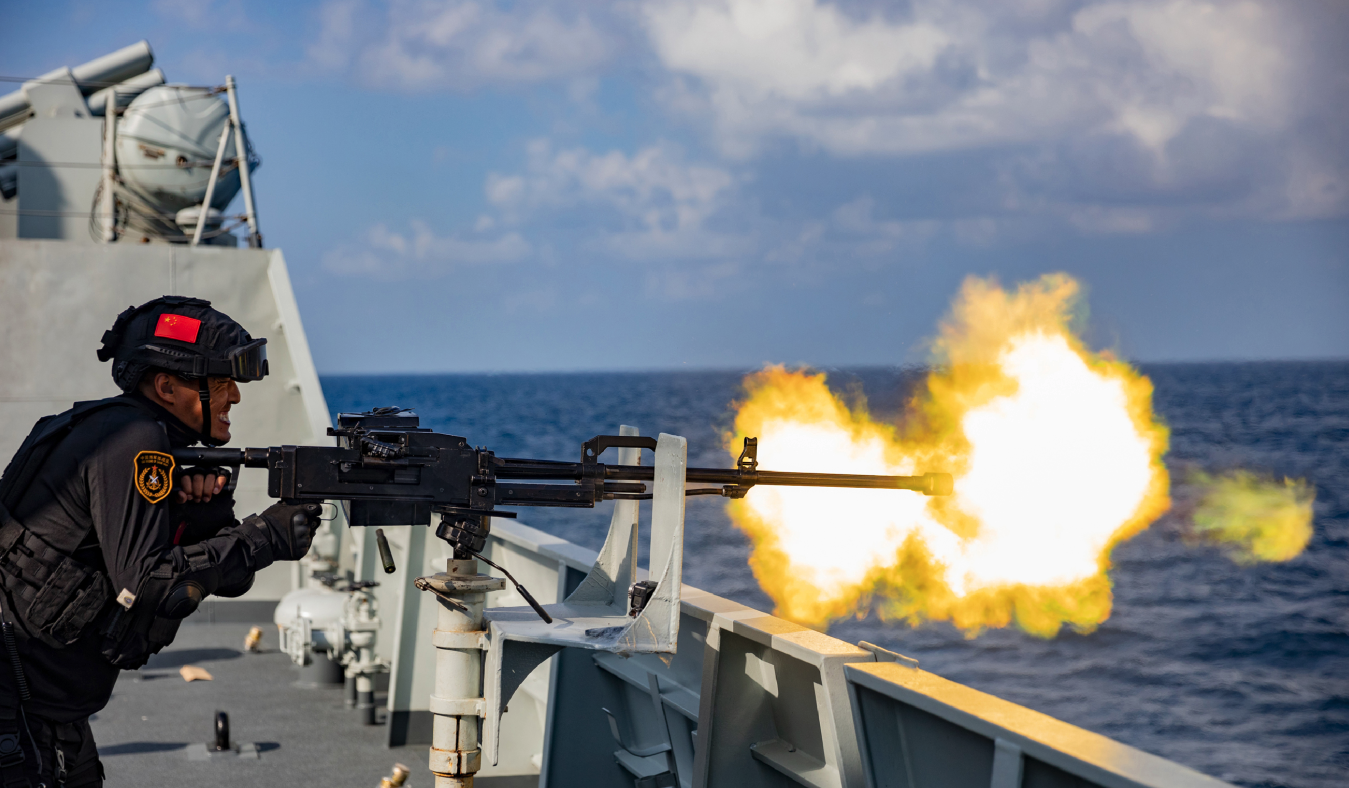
[0,399,133,648]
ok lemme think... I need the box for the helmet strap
[197,376,214,447]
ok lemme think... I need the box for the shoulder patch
[134,450,175,504]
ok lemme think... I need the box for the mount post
[424,559,505,787]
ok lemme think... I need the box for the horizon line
[314,356,1349,378]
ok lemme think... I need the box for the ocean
[323,361,1348,788]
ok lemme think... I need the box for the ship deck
[90,619,536,788]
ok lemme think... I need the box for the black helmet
[98,296,268,391]
[97,296,267,444]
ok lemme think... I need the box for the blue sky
[5,0,1347,373]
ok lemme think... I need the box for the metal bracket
[582,434,658,464]
[990,738,1024,788]
[480,427,686,765]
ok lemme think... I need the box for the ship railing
[474,519,1232,788]
[846,658,1232,788]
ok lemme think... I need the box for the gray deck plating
[90,620,534,788]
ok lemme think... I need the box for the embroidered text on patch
[134,450,175,504]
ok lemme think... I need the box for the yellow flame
[728,274,1172,637]
[1190,471,1314,564]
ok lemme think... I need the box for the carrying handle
[582,435,658,464]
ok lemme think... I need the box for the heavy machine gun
[172,408,952,619]
[174,408,953,778]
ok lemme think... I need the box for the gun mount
[171,409,952,781]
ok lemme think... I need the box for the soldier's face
[203,377,242,442]
[145,374,243,442]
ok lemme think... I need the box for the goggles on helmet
[225,339,268,382]
[139,338,268,382]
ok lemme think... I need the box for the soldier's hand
[175,467,230,504]
[253,502,322,561]
[169,487,237,545]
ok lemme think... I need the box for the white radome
[115,85,253,212]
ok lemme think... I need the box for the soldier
[0,296,321,787]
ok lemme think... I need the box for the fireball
[728,274,1171,636]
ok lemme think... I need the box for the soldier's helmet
[97,296,268,392]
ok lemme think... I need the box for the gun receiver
[172,408,952,558]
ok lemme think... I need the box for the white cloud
[311,0,1344,269]
[308,0,613,88]
[642,0,1345,220]
[485,139,752,261]
[323,220,531,277]
[645,0,1295,155]
[648,0,950,101]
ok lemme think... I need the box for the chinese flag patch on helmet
[154,314,201,343]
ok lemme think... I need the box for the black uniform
[0,393,282,786]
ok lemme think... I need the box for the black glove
[168,488,237,545]
[249,502,322,561]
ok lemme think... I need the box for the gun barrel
[688,467,951,495]
[499,461,952,496]
[723,469,948,493]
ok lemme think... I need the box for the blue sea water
[323,361,1349,788]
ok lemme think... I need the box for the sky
[4,0,1348,373]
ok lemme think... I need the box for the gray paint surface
[0,238,336,601]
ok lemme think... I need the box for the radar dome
[115,85,257,213]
